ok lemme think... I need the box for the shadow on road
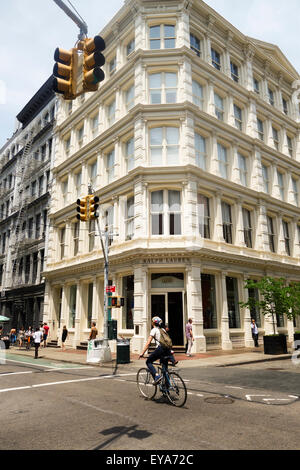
[92,425,152,450]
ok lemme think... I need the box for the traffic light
[76,197,88,221]
[83,36,105,92]
[53,47,78,100]
[111,296,125,308]
[88,195,99,220]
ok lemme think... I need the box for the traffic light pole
[96,220,111,360]
[87,181,111,362]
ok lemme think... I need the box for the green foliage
[240,277,300,335]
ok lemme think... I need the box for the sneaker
[173,361,178,366]
[154,374,162,384]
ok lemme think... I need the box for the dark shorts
[43,334,48,341]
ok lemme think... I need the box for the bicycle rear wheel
[165,372,187,407]
[137,368,157,399]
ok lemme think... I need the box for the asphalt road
[0,354,299,451]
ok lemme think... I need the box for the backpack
[159,328,173,350]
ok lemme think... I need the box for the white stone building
[43,0,300,353]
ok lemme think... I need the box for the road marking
[246,394,297,403]
[0,373,136,394]
[0,371,33,377]
[225,386,243,390]
[246,394,268,401]
[3,357,93,371]
[263,398,291,402]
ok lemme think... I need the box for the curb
[218,354,293,367]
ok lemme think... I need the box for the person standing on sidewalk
[61,325,68,351]
[42,323,50,348]
[185,318,194,357]
[89,322,98,341]
[33,327,43,359]
[251,319,259,347]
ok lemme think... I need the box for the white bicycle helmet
[152,316,162,326]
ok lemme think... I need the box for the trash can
[116,339,130,364]
[0,339,10,349]
[86,339,105,363]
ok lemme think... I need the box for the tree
[240,277,295,335]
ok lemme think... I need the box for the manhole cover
[204,396,234,405]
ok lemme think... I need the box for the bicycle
[137,356,187,407]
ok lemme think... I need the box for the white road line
[0,371,33,377]
[225,386,244,390]
[3,358,68,369]
[3,358,93,371]
[0,373,136,394]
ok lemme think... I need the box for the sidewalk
[4,344,294,369]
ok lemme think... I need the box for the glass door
[151,292,184,346]
[167,292,184,346]
[151,295,166,327]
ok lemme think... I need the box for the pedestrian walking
[33,327,43,359]
[25,326,33,349]
[251,318,259,347]
[42,323,50,347]
[61,325,68,351]
[9,328,17,346]
[185,318,194,357]
[18,327,25,347]
[89,322,98,341]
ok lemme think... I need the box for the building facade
[0,77,56,331]
[43,0,300,352]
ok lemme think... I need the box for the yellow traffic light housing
[83,36,105,92]
[76,197,88,221]
[53,47,78,100]
[88,196,100,220]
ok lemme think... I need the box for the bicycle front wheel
[166,372,187,407]
[136,368,157,400]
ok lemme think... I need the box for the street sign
[106,286,116,293]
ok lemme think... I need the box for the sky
[0,0,299,149]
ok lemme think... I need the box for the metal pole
[52,0,88,38]
[95,219,111,362]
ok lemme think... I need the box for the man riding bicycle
[139,316,171,384]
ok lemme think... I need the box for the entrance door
[151,292,183,346]
[168,292,183,346]
[151,295,166,327]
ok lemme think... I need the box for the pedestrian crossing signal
[111,296,125,308]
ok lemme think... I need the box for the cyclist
[139,316,170,384]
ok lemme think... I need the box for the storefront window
[122,275,134,329]
[201,274,217,329]
[226,277,240,328]
[151,273,184,288]
[87,283,93,328]
[69,285,77,329]
[248,286,261,327]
